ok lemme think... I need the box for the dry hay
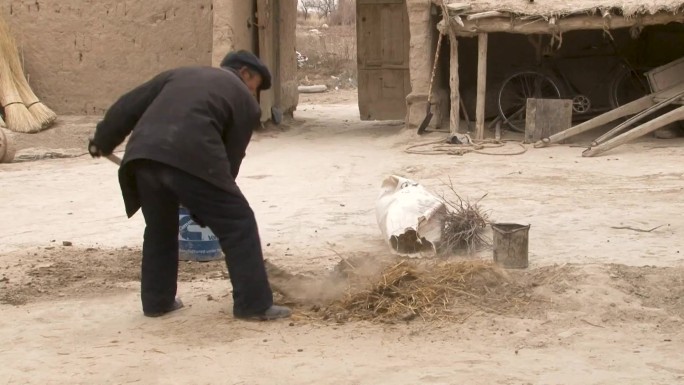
[273,257,536,323]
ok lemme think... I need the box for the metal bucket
[178,207,222,262]
[492,223,530,269]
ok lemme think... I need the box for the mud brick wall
[1,0,213,115]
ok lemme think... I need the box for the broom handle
[426,31,444,106]
[104,154,122,165]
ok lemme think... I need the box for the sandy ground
[1,88,684,384]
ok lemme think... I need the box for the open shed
[434,0,684,139]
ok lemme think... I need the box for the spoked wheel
[572,95,592,114]
[497,71,563,132]
[609,65,650,109]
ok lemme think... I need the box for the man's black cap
[220,50,272,91]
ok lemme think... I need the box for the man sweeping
[88,51,291,321]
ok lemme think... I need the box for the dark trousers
[131,159,273,316]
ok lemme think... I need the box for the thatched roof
[446,0,684,18]
[439,0,684,35]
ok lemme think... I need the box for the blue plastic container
[178,207,223,261]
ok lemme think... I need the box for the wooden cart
[534,57,684,157]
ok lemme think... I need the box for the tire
[497,70,564,133]
[609,65,650,109]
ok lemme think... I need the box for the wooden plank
[451,12,684,35]
[646,57,684,93]
[593,89,684,146]
[475,33,488,140]
[582,105,684,157]
[446,3,470,12]
[358,69,409,120]
[357,0,410,121]
[534,94,655,147]
[653,82,684,102]
[524,99,572,143]
[466,11,507,21]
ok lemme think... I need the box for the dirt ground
[1,89,684,384]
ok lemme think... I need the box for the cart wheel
[497,71,563,133]
[609,65,650,109]
[0,129,16,163]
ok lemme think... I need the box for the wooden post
[476,33,488,140]
[449,34,460,135]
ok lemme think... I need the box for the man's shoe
[235,305,292,321]
[144,298,184,317]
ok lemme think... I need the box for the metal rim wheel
[498,71,563,133]
[572,95,592,113]
[609,65,650,109]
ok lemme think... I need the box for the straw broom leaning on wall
[0,14,56,133]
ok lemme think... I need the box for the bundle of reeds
[0,53,39,133]
[0,14,56,133]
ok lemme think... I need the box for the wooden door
[357,0,411,120]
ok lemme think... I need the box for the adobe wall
[405,0,443,129]
[213,0,298,119]
[212,0,255,66]
[277,1,299,117]
[1,0,213,115]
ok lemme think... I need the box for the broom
[0,15,56,131]
[0,56,40,133]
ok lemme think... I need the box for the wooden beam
[449,34,460,135]
[466,11,507,21]
[446,2,470,12]
[475,33,488,140]
[451,12,684,35]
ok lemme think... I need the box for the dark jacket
[92,66,261,217]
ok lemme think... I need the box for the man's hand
[88,138,108,158]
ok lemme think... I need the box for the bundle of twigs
[0,15,56,133]
[438,186,490,254]
[322,259,529,322]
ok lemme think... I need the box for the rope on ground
[405,136,528,156]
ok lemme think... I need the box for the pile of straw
[0,15,56,133]
[321,259,531,322]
